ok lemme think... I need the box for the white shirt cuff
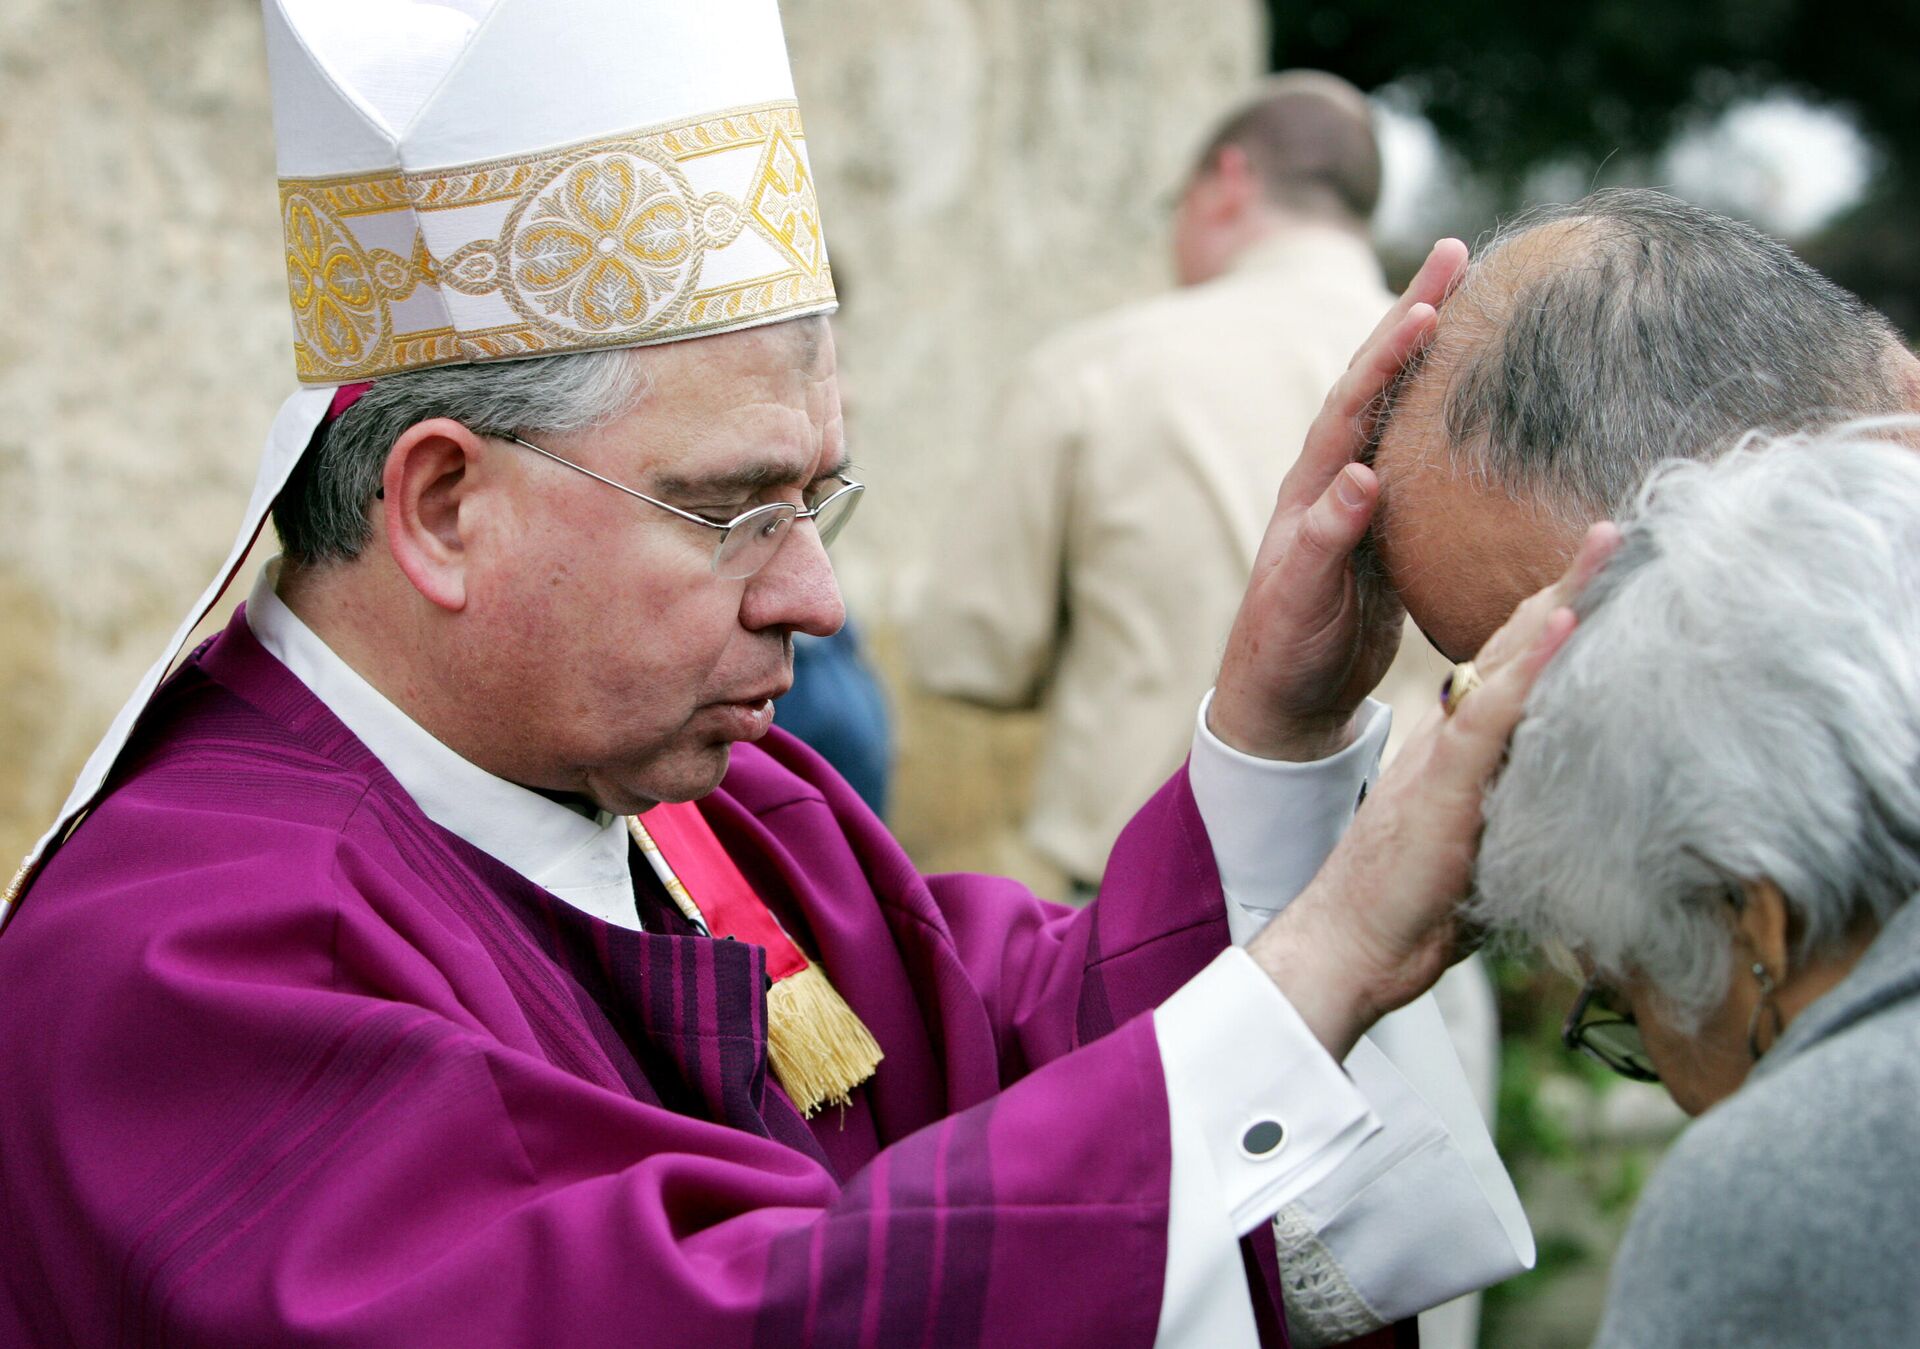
[1156,947,1381,1235]
[1188,692,1391,944]
[1154,948,1383,1346]
[1278,995,1536,1325]
[1169,690,1533,1344]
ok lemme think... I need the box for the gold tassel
[766,960,884,1117]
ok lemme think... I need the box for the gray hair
[273,348,652,565]
[1427,189,1906,522]
[1472,422,1920,1026]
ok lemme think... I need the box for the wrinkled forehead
[766,312,833,372]
[656,315,838,404]
[698,313,835,378]
[623,316,842,482]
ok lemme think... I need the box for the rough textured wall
[0,0,1263,878]
[0,0,293,868]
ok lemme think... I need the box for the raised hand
[1248,522,1622,1059]
[1209,238,1470,762]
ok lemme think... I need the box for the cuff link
[1239,1118,1287,1161]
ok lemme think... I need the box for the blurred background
[2,1,1912,1343]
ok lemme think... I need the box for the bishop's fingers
[1280,302,1439,516]
[1344,237,1468,368]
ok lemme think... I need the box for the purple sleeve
[0,810,1176,1349]
[727,732,1233,1083]
[929,763,1234,1071]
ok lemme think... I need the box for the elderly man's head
[1371,189,1919,660]
[1171,71,1381,286]
[271,317,847,812]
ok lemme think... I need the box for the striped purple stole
[426,827,883,1178]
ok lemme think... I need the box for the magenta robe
[0,611,1293,1346]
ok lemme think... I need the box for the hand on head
[1208,238,1469,763]
[1247,520,1621,1060]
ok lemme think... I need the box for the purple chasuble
[0,611,1292,1346]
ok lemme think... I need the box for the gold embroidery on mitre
[283,191,393,376]
[367,232,440,305]
[278,101,836,383]
[685,270,825,330]
[499,148,705,340]
[746,127,825,278]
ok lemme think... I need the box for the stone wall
[0,0,1264,878]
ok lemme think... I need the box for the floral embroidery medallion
[492,149,706,339]
[276,101,836,382]
[283,192,388,377]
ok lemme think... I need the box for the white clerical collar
[244,560,641,929]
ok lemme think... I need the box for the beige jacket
[910,227,1446,883]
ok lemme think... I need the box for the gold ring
[1441,661,1482,717]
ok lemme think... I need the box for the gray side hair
[273,348,651,565]
[1436,189,1905,521]
[1472,422,1920,1026]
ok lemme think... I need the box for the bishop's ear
[379,416,485,612]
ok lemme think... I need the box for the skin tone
[1171,145,1293,288]
[280,319,846,815]
[1170,77,1373,288]
[1209,240,1470,765]
[1249,521,1618,1058]
[283,239,1613,1062]
[1623,881,1879,1116]
[1368,227,1592,661]
[1372,223,1920,660]
[1206,236,1621,1055]
[1369,375,1583,662]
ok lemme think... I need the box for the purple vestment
[0,611,1292,1345]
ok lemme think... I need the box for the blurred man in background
[911,72,1400,899]
[909,73,1499,1348]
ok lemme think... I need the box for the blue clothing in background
[779,619,893,818]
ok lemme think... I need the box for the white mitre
[2,0,835,922]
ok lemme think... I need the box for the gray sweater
[1594,896,1920,1347]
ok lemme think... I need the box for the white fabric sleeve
[1160,690,1534,1346]
[1153,948,1381,1347]
[1275,997,1535,1328]
[1188,691,1391,943]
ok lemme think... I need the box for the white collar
[244,560,641,929]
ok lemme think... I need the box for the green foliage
[1265,0,1920,366]
[1481,953,1670,1323]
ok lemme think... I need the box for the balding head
[1370,188,1919,659]
[1172,71,1380,285]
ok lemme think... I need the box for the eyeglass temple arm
[506,435,729,533]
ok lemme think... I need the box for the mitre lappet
[6,0,875,1114]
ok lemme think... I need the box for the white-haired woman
[1471,424,1920,1347]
